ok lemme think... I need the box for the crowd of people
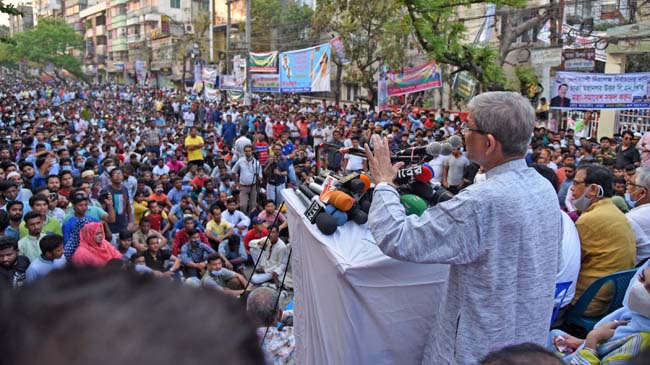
[1,66,650,364]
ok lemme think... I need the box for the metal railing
[616,109,650,134]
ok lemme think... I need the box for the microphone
[394,142,440,157]
[347,205,368,224]
[440,142,453,156]
[448,135,463,149]
[414,163,434,183]
[328,190,356,212]
[394,164,433,185]
[400,194,427,216]
[315,212,338,235]
[325,204,348,226]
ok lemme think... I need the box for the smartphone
[49,192,58,201]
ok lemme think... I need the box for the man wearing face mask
[626,167,650,265]
[571,164,636,316]
[232,145,263,215]
[180,228,216,278]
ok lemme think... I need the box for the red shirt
[145,212,164,232]
[255,141,270,167]
[243,228,268,253]
[172,228,209,255]
[191,175,209,188]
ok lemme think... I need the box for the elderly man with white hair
[247,287,294,365]
[364,92,562,365]
[626,167,650,265]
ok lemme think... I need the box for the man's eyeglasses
[461,127,488,135]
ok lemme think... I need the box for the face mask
[62,165,72,171]
[527,149,533,155]
[553,144,561,149]
[627,279,650,318]
[211,269,222,276]
[574,184,603,212]
[192,240,201,246]
[155,189,163,194]
[627,189,646,209]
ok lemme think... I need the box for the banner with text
[202,67,219,84]
[204,83,220,101]
[220,74,244,91]
[562,48,596,72]
[377,62,389,111]
[330,36,350,65]
[249,51,278,73]
[251,74,280,92]
[551,71,650,109]
[279,43,331,93]
[386,61,443,97]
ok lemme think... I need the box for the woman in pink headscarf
[71,222,122,267]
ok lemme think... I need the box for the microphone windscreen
[400,194,427,216]
[299,184,316,200]
[315,212,338,235]
[309,182,324,194]
[422,163,434,179]
[359,198,371,213]
[440,142,453,156]
[409,181,434,200]
[325,204,348,226]
[347,178,367,194]
[448,135,463,148]
[414,164,434,183]
[329,190,355,212]
[348,206,368,224]
[313,176,325,184]
[426,142,442,156]
[358,174,371,192]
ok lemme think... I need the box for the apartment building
[9,5,35,35]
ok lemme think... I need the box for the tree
[250,0,315,52]
[7,18,83,74]
[403,0,555,91]
[174,13,212,93]
[314,0,407,107]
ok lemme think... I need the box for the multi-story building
[9,5,35,35]
[79,1,108,81]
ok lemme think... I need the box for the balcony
[150,60,172,71]
[111,37,128,51]
[127,33,143,43]
[110,0,128,5]
[111,14,126,27]
[85,28,93,38]
[96,45,106,55]
[143,13,160,22]
[126,14,139,26]
[96,24,105,36]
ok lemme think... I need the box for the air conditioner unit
[185,24,194,34]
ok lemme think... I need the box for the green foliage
[0,1,22,16]
[627,53,650,73]
[403,0,527,90]
[4,18,83,74]
[315,0,407,107]
[250,0,314,52]
[514,65,539,97]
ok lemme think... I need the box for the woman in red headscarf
[71,222,122,267]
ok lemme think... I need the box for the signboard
[562,48,596,72]
[551,71,650,109]
[220,74,244,91]
[531,47,563,65]
[386,61,442,97]
[204,83,220,101]
[248,51,278,73]
[202,67,218,85]
[251,74,280,92]
[329,36,350,65]
[279,43,331,93]
[452,72,476,100]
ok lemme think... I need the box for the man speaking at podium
[365,92,562,365]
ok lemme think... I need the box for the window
[170,0,180,9]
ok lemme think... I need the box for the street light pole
[244,0,251,105]
[209,0,214,63]
[226,0,233,74]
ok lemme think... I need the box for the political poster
[193,63,202,83]
[220,74,244,91]
[386,61,442,97]
[248,51,278,73]
[377,62,389,111]
[330,36,350,65]
[202,67,219,84]
[204,83,220,101]
[551,71,650,110]
[279,43,331,93]
[135,60,147,86]
[251,74,280,92]
[452,72,476,100]
[562,48,596,72]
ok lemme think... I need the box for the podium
[283,189,449,365]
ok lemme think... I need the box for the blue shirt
[167,186,192,205]
[222,122,237,144]
[25,255,66,282]
[281,142,295,163]
[63,215,99,245]
[180,242,215,264]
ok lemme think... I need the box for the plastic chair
[551,281,572,325]
[565,269,637,331]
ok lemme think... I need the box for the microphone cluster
[294,172,372,235]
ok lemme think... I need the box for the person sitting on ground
[243,218,268,263]
[71,222,122,267]
[172,215,208,255]
[117,231,137,262]
[218,235,247,274]
[143,235,180,277]
[249,225,288,287]
[25,233,66,283]
[0,235,29,289]
[201,253,248,297]
[550,262,650,364]
[133,216,167,251]
[247,286,295,365]
[205,205,234,250]
[180,228,216,278]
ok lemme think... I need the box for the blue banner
[280,43,331,93]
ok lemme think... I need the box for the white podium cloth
[283,190,449,365]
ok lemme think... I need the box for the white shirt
[344,154,366,171]
[152,164,170,176]
[428,155,446,183]
[557,211,581,307]
[626,204,650,265]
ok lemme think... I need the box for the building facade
[9,6,35,35]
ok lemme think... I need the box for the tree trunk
[334,61,342,105]
[181,55,187,95]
